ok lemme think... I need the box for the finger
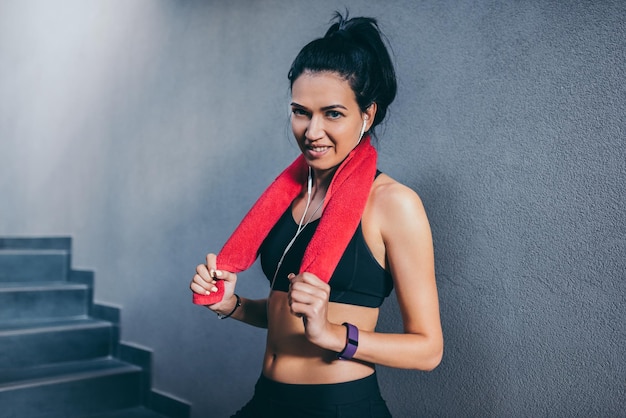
[288,299,321,320]
[289,276,329,299]
[287,298,306,318]
[291,272,329,289]
[206,253,218,278]
[288,277,328,304]
[288,273,314,289]
[190,281,217,295]
[289,287,328,307]
[192,272,217,290]
[192,268,214,289]
[190,274,218,294]
[196,263,215,282]
[206,253,234,282]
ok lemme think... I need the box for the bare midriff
[262,290,379,384]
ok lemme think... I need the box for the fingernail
[287,273,295,279]
[209,269,216,278]
[211,286,218,292]
[215,270,223,277]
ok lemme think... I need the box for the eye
[326,110,343,119]
[291,108,309,117]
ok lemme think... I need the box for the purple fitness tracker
[337,322,359,360]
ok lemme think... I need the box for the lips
[309,145,330,152]
[304,143,332,157]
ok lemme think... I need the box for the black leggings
[231,373,392,418]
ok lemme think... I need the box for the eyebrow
[290,102,348,111]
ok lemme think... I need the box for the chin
[305,159,342,174]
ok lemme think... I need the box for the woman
[191,13,443,417]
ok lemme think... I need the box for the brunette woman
[191,13,443,417]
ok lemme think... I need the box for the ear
[364,103,378,131]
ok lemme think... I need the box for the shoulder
[371,173,427,219]
[368,173,431,244]
[361,172,433,270]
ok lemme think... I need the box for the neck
[311,168,335,193]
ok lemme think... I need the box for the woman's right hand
[190,253,238,311]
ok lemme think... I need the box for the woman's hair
[288,12,397,135]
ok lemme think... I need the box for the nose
[305,115,324,141]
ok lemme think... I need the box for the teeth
[311,147,328,152]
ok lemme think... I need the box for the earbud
[357,116,369,145]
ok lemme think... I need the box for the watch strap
[337,322,359,360]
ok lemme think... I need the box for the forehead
[291,72,357,107]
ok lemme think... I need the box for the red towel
[193,135,377,305]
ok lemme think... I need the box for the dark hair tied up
[288,11,397,136]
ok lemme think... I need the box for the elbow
[411,337,444,372]
[422,345,443,372]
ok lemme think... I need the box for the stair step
[0,358,143,418]
[0,318,114,369]
[0,281,89,322]
[0,237,72,251]
[0,236,190,417]
[0,250,70,282]
[81,406,169,418]
[0,358,138,389]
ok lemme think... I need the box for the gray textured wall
[1,0,624,417]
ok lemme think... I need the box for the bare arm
[289,180,443,370]
[212,294,268,329]
[357,183,443,370]
[357,181,443,370]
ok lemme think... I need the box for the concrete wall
[1,0,624,416]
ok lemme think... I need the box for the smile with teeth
[310,146,330,152]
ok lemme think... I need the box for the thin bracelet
[217,294,241,319]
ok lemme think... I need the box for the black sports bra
[259,207,393,308]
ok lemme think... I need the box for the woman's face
[290,71,374,173]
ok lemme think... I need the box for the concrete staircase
[0,238,190,418]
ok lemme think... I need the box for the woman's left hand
[287,272,334,347]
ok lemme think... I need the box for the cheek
[291,118,306,136]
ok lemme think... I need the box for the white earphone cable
[270,166,323,288]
